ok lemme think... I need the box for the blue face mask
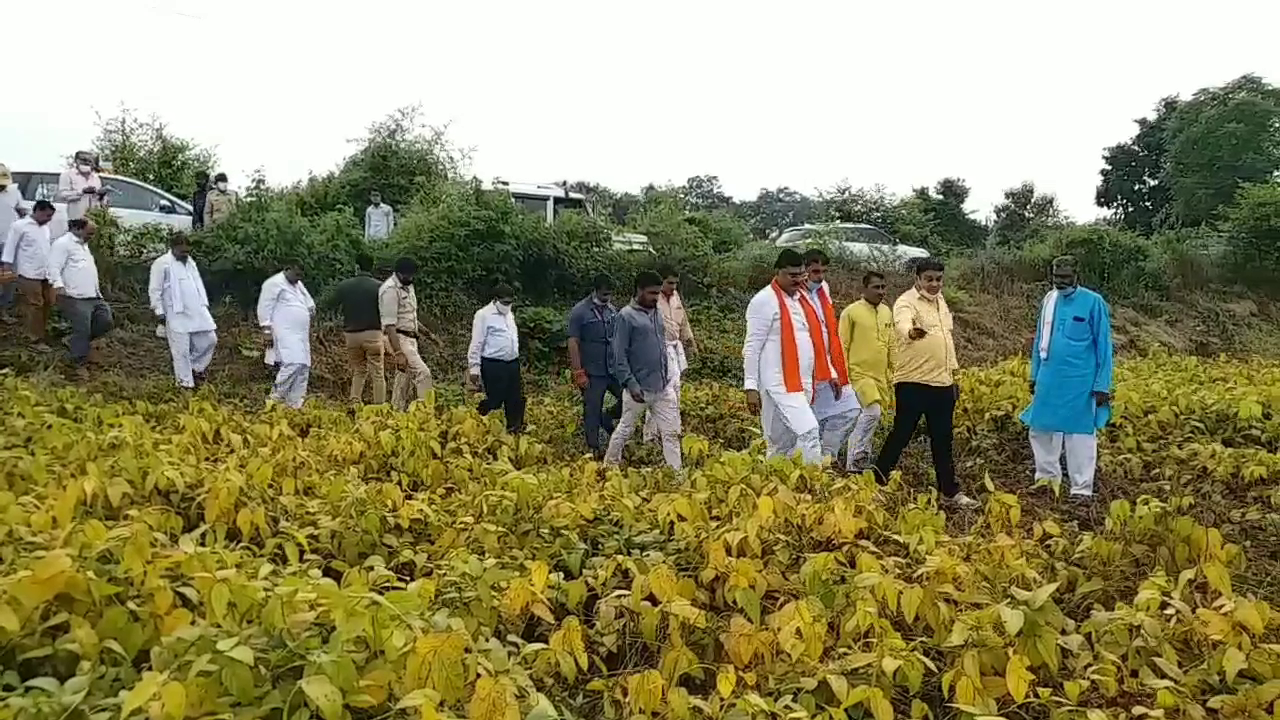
[1058,286,1077,297]
[808,280,822,291]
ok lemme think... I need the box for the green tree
[1221,182,1280,276]
[1095,96,1180,234]
[990,181,1065,247]
[818,182,899,229]
[736,187,821,238]
[677,175,732,212]
[90,108,216,200]
[333,105,467,214]
[910,177,986,251]
[1165,75,1280,227]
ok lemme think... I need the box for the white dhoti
[607,384,683,471]
[644,341,687,443]
[1029,429,1098,496]
[761,388,822,465]
[844,402,882,471]
[269,362,310,409]
[812,382,861,467]
[168,329,217,388]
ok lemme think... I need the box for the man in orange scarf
[742,249,840,465]
[803,250,861,468]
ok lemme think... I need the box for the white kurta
[807,281,860,420]
[257,272,315,366]
[743,285,833,463]
[149,253,216,333]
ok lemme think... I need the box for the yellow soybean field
[1,354,1279,720]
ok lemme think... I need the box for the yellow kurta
[838,299,894,408]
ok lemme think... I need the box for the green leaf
[299,674,345,720]
[121,671,166,719]
[1223,646,1248,684]
[225,645,255,666]
[735,587,761,625]
[998,606,1025,637]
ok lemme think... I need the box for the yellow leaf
[626,670,665,715]
[529,561,550,595]
[159,682,186,720]
[825,674,848,704]
[901,585,923,623]
[468,675,519,720]
[649,565,679,604]
[1010,582,1059,610]
[299,674,345,720]
[121,672,166,719]
[1233,599,1266,635]
[0,603,20,633]
[865,687,894,720]
[756,496,775,521]
[1204,562,1233,598]
[717,666,736,699]
[998,606,1024,637]
[1223,646,1248,684]
[1005,654,1035,702]
[549,616,588,672]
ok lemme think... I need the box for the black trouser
[873,382,959,497]
[478,357,525,433]
[583,374,623,452]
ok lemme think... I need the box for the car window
[843,226,896,246]
[103,179,169,212]
[553,196,586,220]
[511,194,549,219]
[18,173,60,202]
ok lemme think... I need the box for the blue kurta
[1020,287,1114,435]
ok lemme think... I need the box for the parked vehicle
[10,170,193,239]
[774,223,930,268]
[487,179,653,253]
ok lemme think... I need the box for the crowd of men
[1,156,1115,502]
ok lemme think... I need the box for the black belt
[395,329,418,339]
[481,356,519,364]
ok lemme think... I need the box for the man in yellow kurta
[837,270,893,470]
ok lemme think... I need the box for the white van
[487,179,653,253]
[11,170,193,239]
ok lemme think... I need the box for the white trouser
[1029,429,1098,496]
[818,408,859,466]
[643,342,685,443]
[606,386,683,471]
[168,329,217,388]
[269,362,310,409]
[391,336,434,411]
[844,403,882,470]
[762,390,822,465]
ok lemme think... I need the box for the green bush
[1222,182,1280,280]
[1017,225,1169,298]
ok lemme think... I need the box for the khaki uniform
[379,275,433,410]
[203,190,239,226]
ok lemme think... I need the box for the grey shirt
[568,296,617,377]
[612,302,669,394]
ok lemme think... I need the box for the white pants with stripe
[1029,429,1098,496]
[269,362,310,409]
[844,403,882,471]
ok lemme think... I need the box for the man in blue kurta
[1020,256,1114,498]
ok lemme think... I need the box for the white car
[774,223,930,268]
[10,170,193,239]
[486,178,654,253]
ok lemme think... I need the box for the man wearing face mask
[803,249,861,469]
[871,257,981,509]
[568,274,623,458]
[468,283,524,434]
[1020,256,1114,500]
[381,256,433,411]
[203,173,239,227]
[56,151,105,222]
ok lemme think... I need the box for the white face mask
[216,182,228,192]
[77,163,92,174]
[496,301,512,314]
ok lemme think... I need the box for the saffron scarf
[771,280,830,393]
[815,284,850,386]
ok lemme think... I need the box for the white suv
[774,223,930,268]
[11,170,193,238]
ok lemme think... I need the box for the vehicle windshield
[553,196,587,220]
[511,194,549,218]
[779,225,897,246]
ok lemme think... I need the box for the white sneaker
[947,492,981,510]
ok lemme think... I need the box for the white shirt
[149,252,216,333]
[47,233,100,299]
[56,169,104,220]
[0,184,23,243]
[742,284,835,393]
[2,217,53,280]
[257,272,316,366]
[365,204,395,240]
[468,302,519,371]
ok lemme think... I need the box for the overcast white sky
[5,0,1278,220]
